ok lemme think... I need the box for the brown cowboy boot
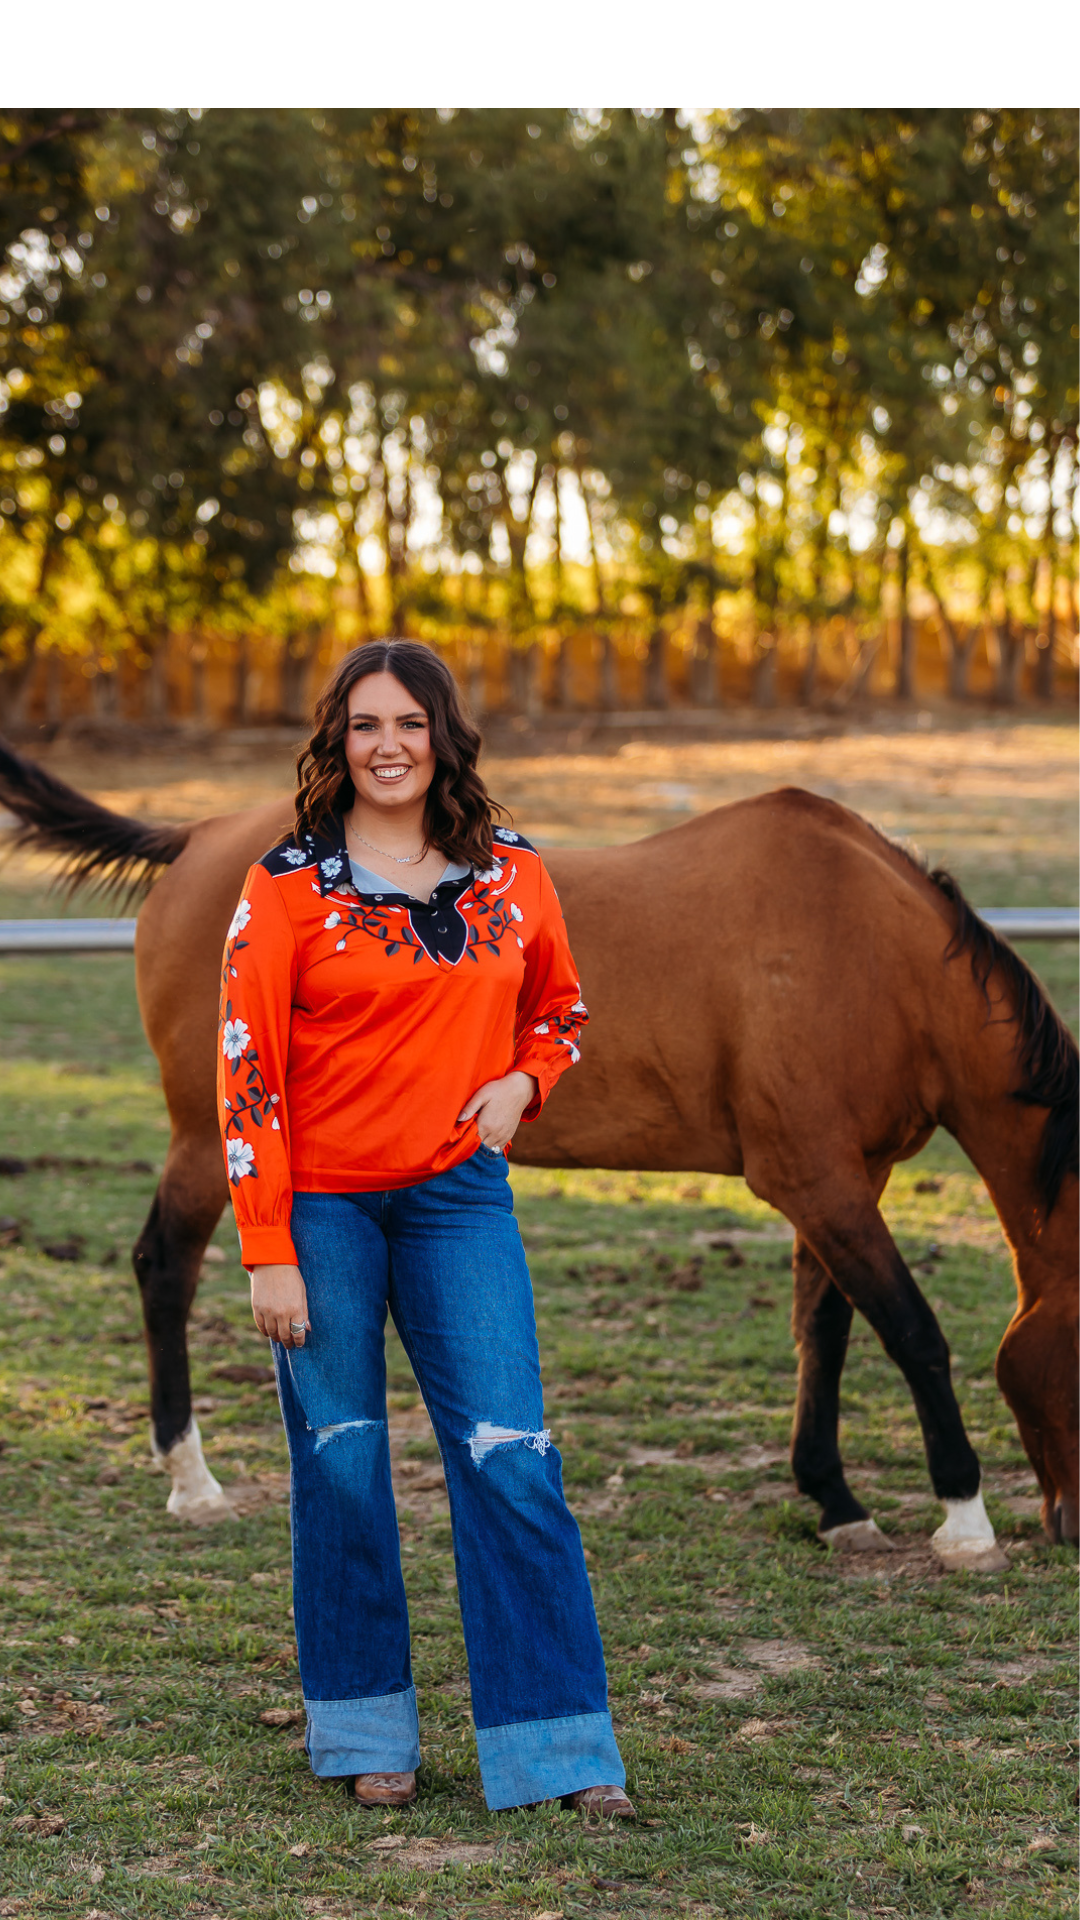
[561,1783,636,1819]
[350,1770,417,1806]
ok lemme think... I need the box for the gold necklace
[346,820,429,866]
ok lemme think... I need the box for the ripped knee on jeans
[467,1420,552,1470]
[314,1418,383,1455]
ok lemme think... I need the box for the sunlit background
[0,107,1076,727]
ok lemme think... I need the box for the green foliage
[1,109,1076,715]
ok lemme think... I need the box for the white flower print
[228,897,251,941]
[226,1138,256,1181]
[509,903,523,922]
[221,1017,251,1061]
[335,938,346,952]
[533,1021,550,1035]
[320,855,343,880]
[515,936,524,949]
[495,828,519,843]
[324,911,341,929]
[572,998,587,1015]
[282,846,307,866]
[473,864,502,886]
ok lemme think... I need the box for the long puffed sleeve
[217,862,300,1267]
[511,857,588,1119]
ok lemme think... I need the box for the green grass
[0,819,1076,1917]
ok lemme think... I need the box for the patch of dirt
[624,1445,735,1472]
[11,1811,66,1835]
[743,1639,822,1674]
[737,1445,789,1470]
[738,1716,797,1741]
[690,1669,760,1701]
[689,1638,821,1702]
[835,1540,945,1584]
[364,1833,502,1872]
[978,1657,1054,1687]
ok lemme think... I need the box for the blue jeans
[274,1147,624,1811]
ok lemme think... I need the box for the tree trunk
[644,624,668,709]
[44,649,64,729]
[190,639,208,723]
[91,660,120,719]
[990,606,1024,706]
[595,631,617,711]
[355,553,374,644]
[689,614,719,707]
[464,639,486,718]
[550,631,574,710]
[1033,537,1057,702]
[1033,587,1057,701]
[506,641,539,717]
[280,622,320,725]
[551,466,565,619]
[800,626,819,705]
[926,580,975,700]
[577,464,608,618]
[2,533,56,730]
[895,531,915,699]
[752,639,777,709]
[234,634,253,724]
[144,635,170,724]
[3,634,40,730]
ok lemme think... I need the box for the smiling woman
[218,638,630,1822]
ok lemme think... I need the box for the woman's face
[343,671,437,813]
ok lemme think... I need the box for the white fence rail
[0,910,1075,953]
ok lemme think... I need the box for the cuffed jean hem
[304,1685,420,1778]
[475,1709,625,1811]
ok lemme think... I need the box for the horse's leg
[133,1130,231,1522]
[790,1235,893,1551]
[785,1174,1007,1570]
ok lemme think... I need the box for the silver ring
[289,1321,306,1333]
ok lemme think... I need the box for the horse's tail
[930,867,1079,1219]
[0,733,192,900]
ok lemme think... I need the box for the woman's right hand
[250,1265,309,1348]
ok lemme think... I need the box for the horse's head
[995,1176,1079,1547]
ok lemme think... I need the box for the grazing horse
[1,738,1076,1559]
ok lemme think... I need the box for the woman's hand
[250,1265,309,1348]
[457,1069,538,1153]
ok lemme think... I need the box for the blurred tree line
[0,106,1076,730]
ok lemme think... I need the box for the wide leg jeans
[274,1145,625,1810]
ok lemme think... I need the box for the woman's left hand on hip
[457,1069,538,1153]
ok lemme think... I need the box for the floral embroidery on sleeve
[219,898,282,1183]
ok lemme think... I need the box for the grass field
[0,716,1076,1919]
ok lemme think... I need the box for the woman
[217,639,631,1818]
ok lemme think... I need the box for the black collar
[306,815,472,910]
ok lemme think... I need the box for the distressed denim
[274,1147,624,1810]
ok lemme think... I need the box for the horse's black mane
[876,825,1078,1218]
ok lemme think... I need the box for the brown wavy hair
[293,640,505,867]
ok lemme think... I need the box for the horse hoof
[820,1518,896,1553]
[931,1540,1009,1573]
[166,1482,233,1525]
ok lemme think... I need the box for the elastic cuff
[511,1053,563,1121]
[236,1223,299,1267]
[304,1685,420,1778]
[475,1709,625,1811]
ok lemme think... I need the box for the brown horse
[1,738,1076,1558]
